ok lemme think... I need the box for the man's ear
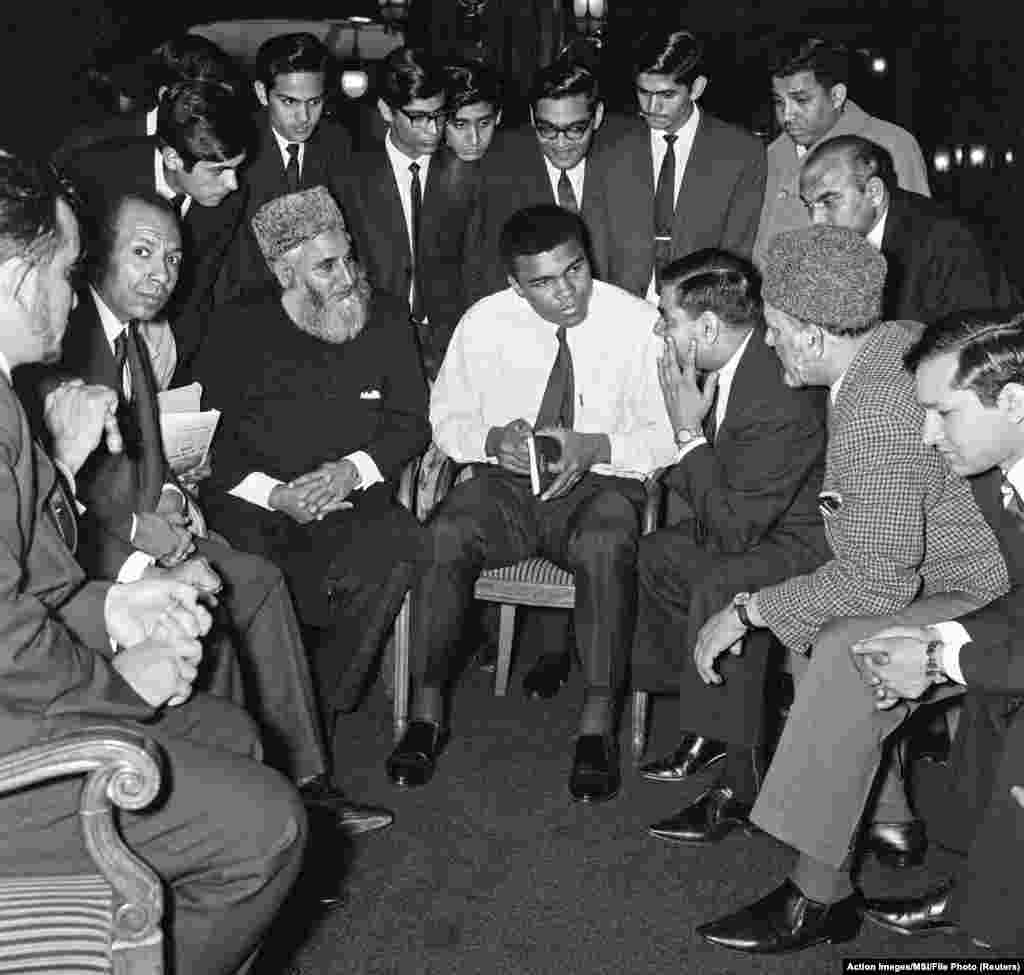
[865,175,886,207]
[998,383,1024,423]
[690,75,708,102]
[160,145,184,173]
[806,323,827,357]
[592,101,605,131]
[494,109,504,127]
[254,80,269,108]
[829,82,848,111]
[272,258,295,291]
[507,272,525,298]
[700,310,720,344]
[378,98,395,126]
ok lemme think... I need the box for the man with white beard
[194,185,430,731]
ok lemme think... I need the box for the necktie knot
[287,143,300,159]
[664,133,678,147]
[285,144,301,192]
[556,168,579,214]
[409,161,421,177]
[169,193,187,215]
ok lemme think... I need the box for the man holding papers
[17,187,394,837]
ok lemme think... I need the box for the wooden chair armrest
[0,727,165,950]
[643,468,668,536]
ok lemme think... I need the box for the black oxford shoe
[862,880,958,936]
[386,719,446,789]
[522,652,571,699]
[639,734,727,783]
[300,776,395,836]
[864,819,927,869]
[568,734,620,803]
[647,786,753,845]
[698,878,862,954]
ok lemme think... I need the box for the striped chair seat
[0,874,113,974]
[475,557,575,608]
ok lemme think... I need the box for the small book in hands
[527,433,562,496]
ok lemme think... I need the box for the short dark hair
[444,59,502,114]
[499,203,588,277]
[633,29,705,86]
[84,188,177,287]
[379,47,446,110]
[772,37,850,90]
[529,57,601,113]
[661,249,764,331]
[804,135,897,193]
[151,34,240,94]
[0,150,68,266]
[905,309,1024,407]
[256,32,331,90]
[156,81,252,170]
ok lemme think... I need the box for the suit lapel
[713,325,764,443]
[672,113,714,250]
[880,194,912,315]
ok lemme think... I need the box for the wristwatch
[673,426,702,448]
[925,638,947,684]
[732,591,754,629]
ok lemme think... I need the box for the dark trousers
[0,694,306,975]
[203,484,425,717]
[412,468,646,696]
[193,537,325,782]
[632,521,824,750]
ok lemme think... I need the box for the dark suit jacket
[218,112,353,304]
[590,113,766,297]
[881,188,1017,324]
[340,143,480,379]
[52,109,150,169]
[0,372,154,755]
[61,136,246,381]
[463,120,630,304]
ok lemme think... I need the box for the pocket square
[817,490,843,516]
[360,389,382,400]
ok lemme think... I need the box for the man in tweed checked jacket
[691,225,1008,955]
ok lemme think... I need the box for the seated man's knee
[569,491,639,565]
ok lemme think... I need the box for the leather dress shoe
[568,734,620,803]
[639,734,727,783]
[522,652,571,699]
[386,719,446,789]
[299,776,394,836]
[698,878,862,954]
[647,786,753,845]
[862,880,958,936]
[864,819,927,869]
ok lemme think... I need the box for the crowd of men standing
[1,20,1023,974]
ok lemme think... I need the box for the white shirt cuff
[53,458,87,514]
[932,621,970,685]
[229,472,285,510]
[129,513,138,543]
[117,550,156,584]
[673,436,708,463]
[344,451,382,490]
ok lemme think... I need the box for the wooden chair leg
[494,604,516,696]
[392,593,411,741]
[631,690,649,763]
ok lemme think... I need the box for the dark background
[4,0,1019,285]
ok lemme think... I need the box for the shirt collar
[89,287,128,348]
[385,129,431,173]
[153,149,192,216]
[0,348,10,381]
[1005,457,1024,499]
[830,369,847,405]
[649,104,700,152]
[713,325,753,390]
[866,204,889,250]
[543,154,585,186]
[145,106,158,136]
[270,124,306,169]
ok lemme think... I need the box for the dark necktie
[653,133,678,284]
[46,464,78,552]
[123,320,166,506]
[535,326,575,430]
[409,161,424,322]
[285,143,301,193]
[112,330,129,399]
[556,168,579,214]
[169,194,187,218]
[702,376,720,443]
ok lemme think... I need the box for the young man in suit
[589,30,766,301]
[799,135,1016,323]
[62,80,253,382]
[443,59,503,164]
[218,32,353,304]
[753,38,930,265]
[340,46,456,380]
[694,227,1007,955]
[387,205,677,803]
[194,187,429,743]
[23,188,393,837]
[0,148,305,975]
[847,311,1024,953]
[629,251,829,842]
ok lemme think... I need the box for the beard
[295,271,372,344]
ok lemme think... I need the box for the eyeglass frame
[397,106,450,130]
[531,111,597,142]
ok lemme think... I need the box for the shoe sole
[648,822,757,846]
[569,785,620,804]
[861,911,958,938]
[639,749,727,782]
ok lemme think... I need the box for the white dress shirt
[645,106,702,301]
[543,155,586,211]
[270,125,307,177]
[866,205,889,251]
[431,280,676,477]
[933,456,1024,683]
[673,327,754,462]
[384,129,431,274]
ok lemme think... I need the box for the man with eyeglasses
[342,46,471,379]
[218,32,353,304]
[588,29,766,301]
[465,55,623,306]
